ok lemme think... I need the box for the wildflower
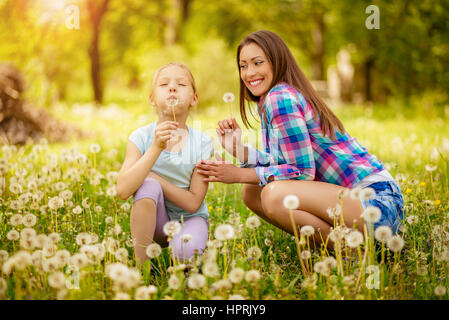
[214,224,235,241]
[0,278,7,295]
[115,248,129,262]
[202,263,220,278]
[22,213,37,227]
[48,272,66,289]
[350,187,361,200]
[362,206,382,224]
[55,250,71,266]
[283,195,300,210]
[247,246,262,260]
[301,250,311,260]
[324,256,337,269]
[327,205,342,219]
[360,187,376,200]
[106,186,117,197]
[7,229,20,241]
[168,274,181,290]
[14,251,32,270]
[82,198,90,209]
[105,216,114,224]
[245,269,261,284]
[48,233,61,244]
[406,215,418,225]
[9,214,23,227]
[20,227,36,240]
[60,190,73,200]
[148,285,158,295]
[313,261,329,276]
[163,221,181,237]
[246,216,261,229]
[89,144,101,154]
[48,196,64,210]
[387,235,404,252]
[212,279,232,290]
[264,238,272,246]
[121,202,131,211]
[374,226,392,243]
[76,233,91,246]
[146,243,162,259]
[434,285,446,296]
[187,274,206,289]
[70,253,89,269]
[114,293,131,300]
[300,225,315,237]
[228,294,245,300]
[425,165,437,172]
[222,92,235,103]
[346,230,364,248]
[229,267,245,284]
[0,250,9,264]
[135,286,151,300]
[114,224,122,235]
[181,234,192,243]
[35,234,49,248]
[9,182,22,194]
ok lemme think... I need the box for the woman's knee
[260,182,284,220]
[134,177,163,203]
[241,184,261,207]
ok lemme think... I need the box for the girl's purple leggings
[133,177,209,261]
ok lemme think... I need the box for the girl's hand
[216,118,242,158]
[153,121,178,150]
[195,153,240,184]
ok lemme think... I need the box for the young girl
[117,63,213,265]
[195,30,404,249]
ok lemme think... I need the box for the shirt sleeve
[128,127,146,155]
[200,134,214,161]
[245,90,316,186]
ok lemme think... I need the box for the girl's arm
[147,168,208,214]
[117,121,178,200]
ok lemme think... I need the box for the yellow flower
[420,182,426,187]
[217,208,222,212]
[434,200,441,206]
[406,188,412,195]
[208,206,213,211]
[214,190,219,195]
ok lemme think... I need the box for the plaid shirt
[241,82,384,187]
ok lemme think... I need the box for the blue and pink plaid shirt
[241,82,384,187]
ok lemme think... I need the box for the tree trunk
[364,57,374,102]
[174,0,192,44]
[87,0,110,105]
[311,12,325,80]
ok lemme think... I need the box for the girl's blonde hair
[149,63,197,103]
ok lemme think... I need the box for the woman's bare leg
[130,199,157,265]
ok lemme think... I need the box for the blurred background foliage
[0,0,448,111]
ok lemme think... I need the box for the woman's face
[151,65,197,117]
[239,43,273,97]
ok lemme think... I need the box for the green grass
[0,98,448,300]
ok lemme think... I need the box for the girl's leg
[170,216,209,262]
[131,178,169,265]
[259,180,364,246]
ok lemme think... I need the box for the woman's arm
[147,168,209,214]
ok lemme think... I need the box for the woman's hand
[216,118,243,158]
[153,121,178,150]
[195,153,241,184]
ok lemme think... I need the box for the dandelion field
[1,100,449,300]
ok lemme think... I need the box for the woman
[195,30,403,249]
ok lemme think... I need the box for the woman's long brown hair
[237,30,345,140]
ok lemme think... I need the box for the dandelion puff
[9,214,23,227]
[163,221,181,237]
[350,187,361,200]
[146,243,162,259]
[246,216,261,229]
[48,272,66,289]
[387,235,404,252]
[346,230,364,248]
[76,232,91,246]
[245,270,261,283]
[434,285,446,296]
[214,224,235,241]
[0,250,9,264]
[324,256,337,269]
[222,92,235,103]
[115,248,129,263]
[300,225,315,237]
[89,144,101,154]
[168,274,181,290]
[55,250,71,266]
[187,273,206,289]
[229,267,245,284]
[313,261,329,276]
[106,186,117,197]
[7,229,20,241]
[48,233,61,244]
[72,206,82,215]
[148,285,158,295]
[9,182,22,194]
[362,206,382,224]
[360,187,376,200]
[60,190,73,200]
[22,213,37,227]
[135,286,151,300]
[202,263,220,278]
[301,250,311,260]
[212,279,232,291]
[425,165,437,172]
[228,294,245,300]
[20,227,36,240]
[247,246,262,260]
[181,234,192,243]
[0,278,7,295]
[406,215,418,225]
[114,292,131,300]
[283,195,300,210]
[374,226,392,243]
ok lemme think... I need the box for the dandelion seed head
[300,225,315,237]
[187,273,206,289]
[222,92,235,103]
[246,216,261,229]
[89,144,101,154]
[146,243,162,259]
[245,269,261,283]
[374,226,393,243]
[229,267,245,284]
[362,206,382,224]
[346,230,364,248]
[283,194,299,210]
[163,221,181,237]
[214,224,235,241]
[387,235,404,252]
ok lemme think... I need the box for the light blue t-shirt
[129,122,214,221]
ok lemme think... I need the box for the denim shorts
[360,180,404,234]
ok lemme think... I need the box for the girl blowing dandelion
[117,63,214,265]
[196,30,404,249]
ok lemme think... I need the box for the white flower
[360,187,376,200]
[425,164,437,172]
[283,194,300,210]
[387,235,404,252]
[163,221,181,237]
[214,224,235,241]
[301,250,311,260]
[7,229,20,241]
[246,216,261,229]
[245,270,261,283]
[187,273,206,289]
[22,213,37,227]
[228,294,245,300]
[229,267,245,284]
[89,144,101,154]
[222,92,235,103]
[146,243,162,259]
[350,187,361,200]
[202,263,220,278]
[48,196,64,210]
[168,274,181,290]
[346,230,364,248]
[374,226,392,243]
[323,256,337,269]
[313,261,329,276]
[247,246,262,260]
[9,214,23,227]
[106,186,117,197]
[72,206,82,215]
[300,225,315,237]
[362,206,382,224]
[434,285,446,296]
[48,272,66,289]
[181,234,192,243]
[9,182,22,194]
[406,215,418,225]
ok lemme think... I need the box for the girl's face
[151,65,198,117]
[239,43,273,97]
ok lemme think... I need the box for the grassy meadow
[0,96,448,300]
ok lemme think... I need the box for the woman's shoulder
[263,82,307,115]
